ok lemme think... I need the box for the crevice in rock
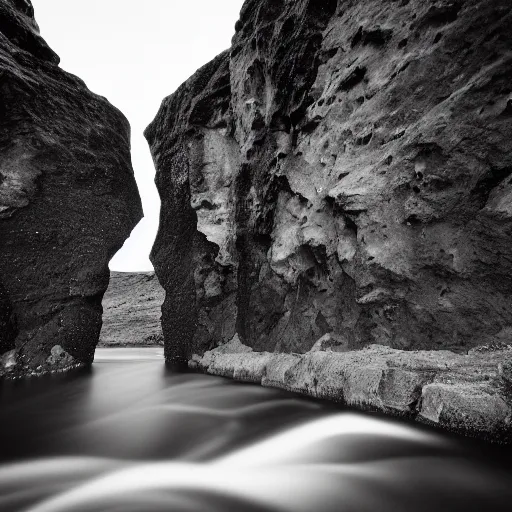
[472,166,512,209]
[0,281,17,356]
[352,26,393,48]
[420,2,462,27]
[338,66,367,92]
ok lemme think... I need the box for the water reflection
[0,348,510,511]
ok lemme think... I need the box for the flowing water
[0,348,511,512]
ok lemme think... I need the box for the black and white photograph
[0,0,511,510]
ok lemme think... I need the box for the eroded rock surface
[99,272,164,347]
[147,0,512,437]
[192,340,512,441]
[0,0,142,376]
[147,0,512,367]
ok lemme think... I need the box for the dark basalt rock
[147,0,512,363]
[146,0,512,437]
[145,51,233,365]
[0,0,142,375]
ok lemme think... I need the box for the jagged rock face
[146,0,512,364]
[146,51,234,364]
[0,0,142,373]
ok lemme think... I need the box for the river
[0,348,510,511]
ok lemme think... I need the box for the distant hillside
[99,272,165,347]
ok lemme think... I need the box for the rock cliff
[0,0,142,375]
[100,272,164,347]
[147,0,512,360]
[146,0,512,436]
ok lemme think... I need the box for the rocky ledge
[0,0,142,377]
[192,338,512,442]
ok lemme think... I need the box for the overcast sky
[34,0,245,271]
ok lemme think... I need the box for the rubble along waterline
[0,348,511,512]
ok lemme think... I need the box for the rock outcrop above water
[100,272,164,347]
[191,339,512,441]
[147,0,512,363]
[0,0,142,376]
[146,0,512,436]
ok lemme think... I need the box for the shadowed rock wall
[0,0,142,374]
[146,0,512,366]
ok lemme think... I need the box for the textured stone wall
[100,272,164,347]
[146,0,512,365]
[0,0,142,374]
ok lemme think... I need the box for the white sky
[34,0,245,271]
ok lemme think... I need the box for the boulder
[0,0,142,375]
[419,383,511,437]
